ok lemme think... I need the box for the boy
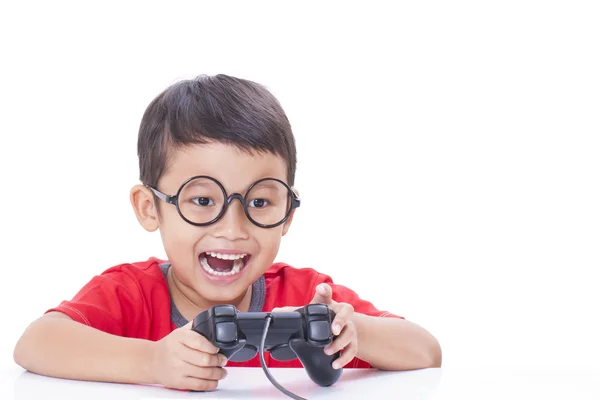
[13,74,441,392]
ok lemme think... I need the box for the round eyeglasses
[147,176,300,228]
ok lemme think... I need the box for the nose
[212,195,250,241]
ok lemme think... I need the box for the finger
[180,343,228,367]
[324,321,355,355]
[329,303,354,335]
[183,362,228,381]
[331,337,359,370]
[182,330,221,354]
[310,283,333,304]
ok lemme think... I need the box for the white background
[1,0,599,372]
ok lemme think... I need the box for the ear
[130,184,160,232]
[281,187,300,236]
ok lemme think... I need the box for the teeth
[200,255,245,277]
[207,251,247,260]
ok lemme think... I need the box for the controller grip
[289,338,342,386]
[192,315,247,360]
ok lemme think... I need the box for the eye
[248,198,269,208]
[192,197,215,206]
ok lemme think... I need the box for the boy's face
[131,142,295,308]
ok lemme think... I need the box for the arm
[14,311,227,390]
[353,313,442,370]
[302,281,441,370]
[13,312,155,384]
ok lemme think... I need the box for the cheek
[255,229,283,260]
[159,212,202,260]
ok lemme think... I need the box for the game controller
[192,304,342,387]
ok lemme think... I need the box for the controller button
[215,322,237,343]
[307,304,328,316]
[214,306,236,317]
[309,321,331,342]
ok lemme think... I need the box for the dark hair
[137,74,297,189]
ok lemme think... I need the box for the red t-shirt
[47,257,402,368]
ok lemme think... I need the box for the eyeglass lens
[177,177,292,226]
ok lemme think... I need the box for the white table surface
[1,365,599,400]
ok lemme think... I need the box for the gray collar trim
[159,262,265,328]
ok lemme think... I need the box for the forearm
[13,312,155,384]
[354,313,442,370]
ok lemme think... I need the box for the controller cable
[260,316,307,400]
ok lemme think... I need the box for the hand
[273,283,358,369]
[150,321,228,391]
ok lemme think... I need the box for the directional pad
[214,306,236,317]
[215,322,237,343]
[308,320,331,342]
[307,304,329,316]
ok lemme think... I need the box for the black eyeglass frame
[147,175,301,229]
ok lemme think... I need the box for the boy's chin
[193,262,255,305]
[197,282,251,308]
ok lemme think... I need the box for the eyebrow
[183,180,220,190]
[248,181,286,192]
[180,177,287,194]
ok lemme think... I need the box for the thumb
[311,283,333,304]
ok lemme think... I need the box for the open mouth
[199,251,250,277]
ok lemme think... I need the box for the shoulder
[262,262,404,319]
[264,262,327,287]
[46,257,172,338]
[263,262,330,308]
[92,257,168,293]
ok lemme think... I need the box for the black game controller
[192,304,342,387]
